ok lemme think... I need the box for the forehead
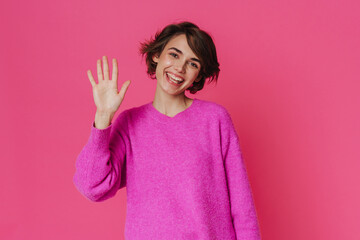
[164,34,198,58]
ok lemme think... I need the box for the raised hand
[87,56,131,129]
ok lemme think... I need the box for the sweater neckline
[147,98,198,123]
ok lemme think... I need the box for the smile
[166,72,184,85]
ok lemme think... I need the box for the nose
[174,60,186,73]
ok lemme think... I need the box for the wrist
[96,110,115,118]
[94,111,114,129]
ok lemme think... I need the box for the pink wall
[1,0,359,239]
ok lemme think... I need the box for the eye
[190,62,199,69]
[169,52,178,58]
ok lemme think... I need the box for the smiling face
[152,34,201,96]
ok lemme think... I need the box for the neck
[152,89,192,117]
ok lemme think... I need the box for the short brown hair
[139,21,220,94]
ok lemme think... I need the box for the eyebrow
[168,47,201,63]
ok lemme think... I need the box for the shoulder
[196,98,232,122]
[111,103,149,132]
[115,102,151,124]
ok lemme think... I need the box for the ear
[194,74,202,82]
[152,53,159,63]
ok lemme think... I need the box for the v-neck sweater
[73,98,261,240]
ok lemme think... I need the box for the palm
[93,82,121,113]
[87,56,130,114]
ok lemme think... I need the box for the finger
[112,58,118,83]
[87,70,96,87]
[103,56,110,80]
[97,59,103,81]
[119,80,131,98]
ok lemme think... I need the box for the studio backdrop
[1,0,359,239]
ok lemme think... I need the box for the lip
[166,71,184,81]
[165,72,184,86]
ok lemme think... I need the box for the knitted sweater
[73,98,261,240]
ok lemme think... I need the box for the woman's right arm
[73,56,131,202]
[73,109,129,202]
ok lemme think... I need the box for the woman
[73,21,261,239]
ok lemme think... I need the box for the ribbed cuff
[89,121,113,150]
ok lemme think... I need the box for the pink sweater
[73,98,261,239]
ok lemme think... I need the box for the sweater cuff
[89,121,113,150]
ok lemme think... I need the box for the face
[153,34,201,96]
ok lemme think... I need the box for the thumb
[118,80,131,98]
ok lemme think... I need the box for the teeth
[167,73,183,82]
[169,77,181,84]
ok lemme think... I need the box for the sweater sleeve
[220,109,262,240]
[73,110,129,202]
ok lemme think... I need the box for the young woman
[73,21,261,239]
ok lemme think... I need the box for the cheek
[191,70,200,79]
[163,57,173,66]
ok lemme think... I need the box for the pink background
[1,0,359,239]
